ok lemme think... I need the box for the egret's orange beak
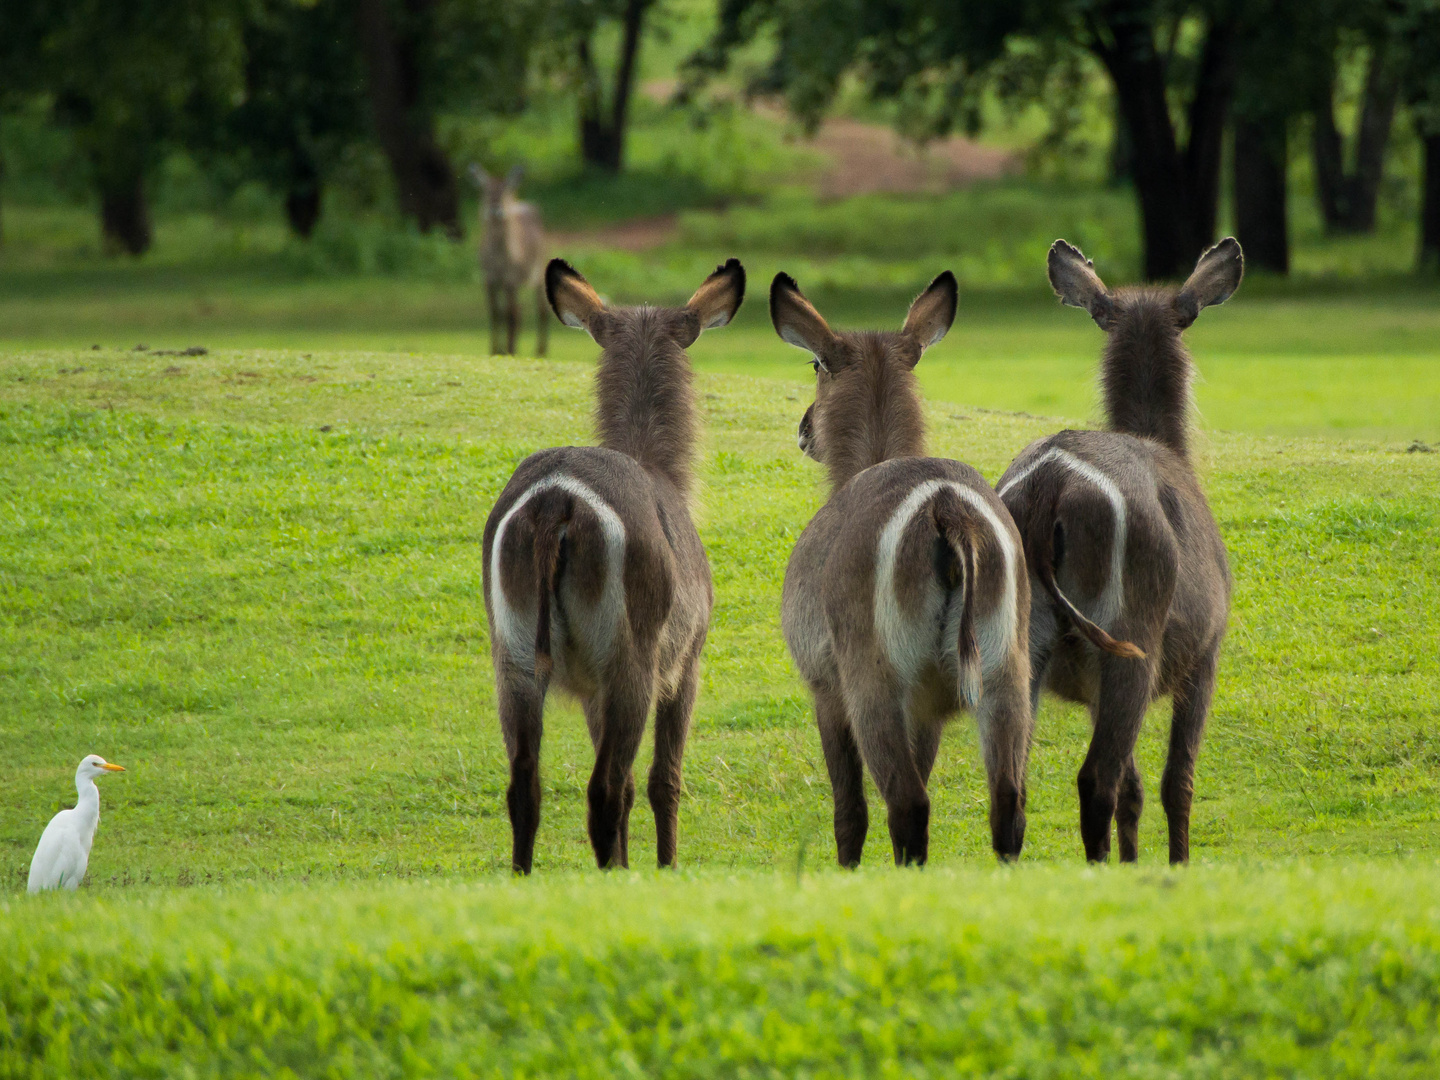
[102,763,125,772]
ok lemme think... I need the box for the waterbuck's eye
[810,360,820,372]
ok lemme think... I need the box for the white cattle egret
[27,755,126,893]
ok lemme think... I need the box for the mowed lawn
[1,326,1437,887]
[4,265,1439,442]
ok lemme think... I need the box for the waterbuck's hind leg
[534,284,549,357]
[498,673,546,874]
[1162,648,1218,864]
[976,671,1033,861]
[487,281,505,355]
[1078,648,1153,863]
[848,684,929,866]
[814,685,868,867]
[649,645,702,868]
[1116,754,1144,862]
[584,662,653,869]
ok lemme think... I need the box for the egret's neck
[73,775,100,820]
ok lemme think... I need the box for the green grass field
[3,333,1437,888]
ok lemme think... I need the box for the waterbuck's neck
[1101,290,1194,459]
[819,335,926,492]
[594,307,699,495]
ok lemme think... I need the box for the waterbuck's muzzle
[797,405,817,459]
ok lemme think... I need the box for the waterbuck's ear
[685,258,746,333]
[546,259,608,340]
[900,270,958,355]
[1048,240,1115,330]
[467,163,489,189]
[770,272,843,371]
[505,164,525,192]
[1174,237,1243,329]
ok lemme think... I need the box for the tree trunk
[1422,132,1440,273]
[577,0,650,173]
[356,0,460,237]
[1184,19,1237,250]
[98,167,152,256]
[1233,115,1288,274]
[1107,96,1133,186]
[1089,4,1236,280]
[1311,43,1399,234]
[1311,61,1345,229]
[286,169,323,239]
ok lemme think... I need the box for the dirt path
[549,88,1016,252]
[802,115,1013,199]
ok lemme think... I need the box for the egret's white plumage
[27,755,125,893]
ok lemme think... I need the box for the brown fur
[470,164,547,357]
[776,271,1033,865]
[591,311,700,497]
[481,258,744,873]
[997,238,1241,865]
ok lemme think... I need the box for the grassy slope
[5,865,1440,1076]
[2,345,1437,887]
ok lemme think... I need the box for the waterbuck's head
[771,271,957,491]
[546,257,746,495]
[1048,237,1243,457]
[469,163,525,222]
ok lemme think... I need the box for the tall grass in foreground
[4,865,1439,1076]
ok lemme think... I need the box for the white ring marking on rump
[998,447,1127,626]
[873,479,1018,682]
[489,474,627,665]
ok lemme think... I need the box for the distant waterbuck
[775,271,1033,866]
[997,238,1242,864]
[482,257,745,872]
[469,164,547,357]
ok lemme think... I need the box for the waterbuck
[996,238,1242,865]
[482,257,745,872]
[469,164,547,357]
[775,272,1033,866]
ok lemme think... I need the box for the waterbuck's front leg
[584,662,653,869]
[487,280,506,355]
[1116,755,1144,862]
[504,285,520,355]
[534,283,549,357]
[1162,648,1219,864]
[498,672,546,874]
[814,684,867,867]
[649,644,702,867]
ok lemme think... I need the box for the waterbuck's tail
[932,490,984,709]
[529,488,574,678]
[1034,518,1145,660]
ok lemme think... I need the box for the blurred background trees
[2,0,1438,275]
[693,0,1440,279]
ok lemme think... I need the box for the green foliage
[23,0,247,176]
[3,866,1440,1076]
